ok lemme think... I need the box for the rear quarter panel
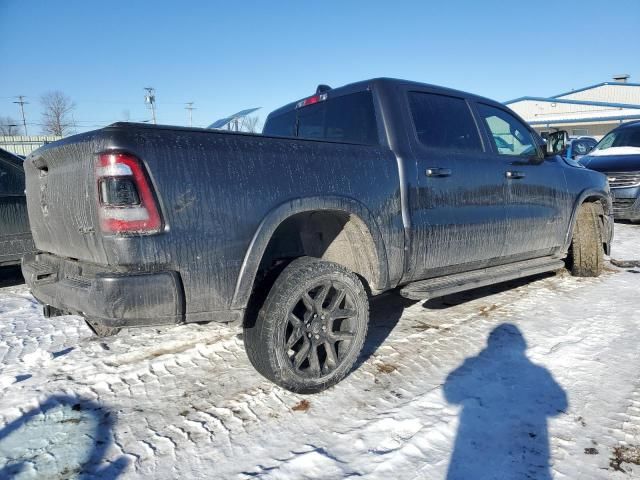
[78,127,403,317]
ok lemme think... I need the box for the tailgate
[24,133,109,264]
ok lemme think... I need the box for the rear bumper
[22,253,184,328]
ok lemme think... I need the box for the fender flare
[563,188,612,253]
[231,196,390,310]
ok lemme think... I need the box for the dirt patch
[478,304,498,317]
[59,418,82,425]
[584,447,599,455]
[376,363,397,374]
[610,444,640,472]
[292,399,310,412]
[412,322,440,331]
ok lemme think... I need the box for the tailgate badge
[39,182,49,216]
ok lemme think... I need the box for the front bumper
[22,253,184,328]
[611,186,640,221]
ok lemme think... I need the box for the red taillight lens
[96,153,162,234]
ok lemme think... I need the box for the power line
[144,87,157,125]
[13,95,29,135]
[185,102,195,127]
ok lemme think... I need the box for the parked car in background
[0,148,36,267]
[21,78,612,393]
[566,137,597,161]
[580,121,640,222]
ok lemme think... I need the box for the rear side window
[408,92,482,152]
[263,91,379,145]
[262,110,296,137]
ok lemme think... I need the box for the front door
[473,103,570,260]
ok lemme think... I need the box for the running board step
[399,257,565,301]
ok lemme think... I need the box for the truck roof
[266,77,501,119]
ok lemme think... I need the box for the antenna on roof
[612,74,630,83]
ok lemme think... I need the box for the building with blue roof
[505,75,640,139]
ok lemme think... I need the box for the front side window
[572,128,589,136]
[408,92,482,152]
[477,103,538,157]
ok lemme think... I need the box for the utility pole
[13,95,28,136]
[185,102,195,127]
[144,87,157,124]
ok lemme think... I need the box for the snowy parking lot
[0,223,639,479]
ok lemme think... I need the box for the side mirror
[546,130,569,156]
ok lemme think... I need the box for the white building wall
[508,99,640,122]
[0,135,62,156]
[556,83,640,104]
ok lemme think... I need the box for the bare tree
[40,91,76,136]
[0,116,22,135]
[239,115,260,133]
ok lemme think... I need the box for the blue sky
[1,0,639,133]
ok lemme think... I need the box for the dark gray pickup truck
[22,78,612,392]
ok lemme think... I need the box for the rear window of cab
[263,91,379,145]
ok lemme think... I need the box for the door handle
[505,171,526,179]
[426,167,452,177]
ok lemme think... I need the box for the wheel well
[257,210,380,292]
[577,196,609,255]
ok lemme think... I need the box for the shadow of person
[0,394,128,479]
[444,323,567,480]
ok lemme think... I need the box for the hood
[580,153,640,172]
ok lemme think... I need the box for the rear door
[404,90,508,281]
[473,102,570,259]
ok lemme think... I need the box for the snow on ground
[0,223,639,479]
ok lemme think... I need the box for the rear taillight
[96,153,162,235]
[296,93,328,109]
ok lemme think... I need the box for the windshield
[592,126,640,155]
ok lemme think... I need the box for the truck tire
[568,202,604,277]
[244,257,369,393]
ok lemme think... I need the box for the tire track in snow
[0,224,639,478]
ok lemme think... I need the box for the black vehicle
[566,137,597,162]
[0,148,35,267]
[580,121,640,222]
[21,78,612,392]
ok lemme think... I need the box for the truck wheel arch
[564,189,612,255]
[231,196,390,310]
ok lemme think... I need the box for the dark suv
[0,148,35,267]
[580,121,640,221]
